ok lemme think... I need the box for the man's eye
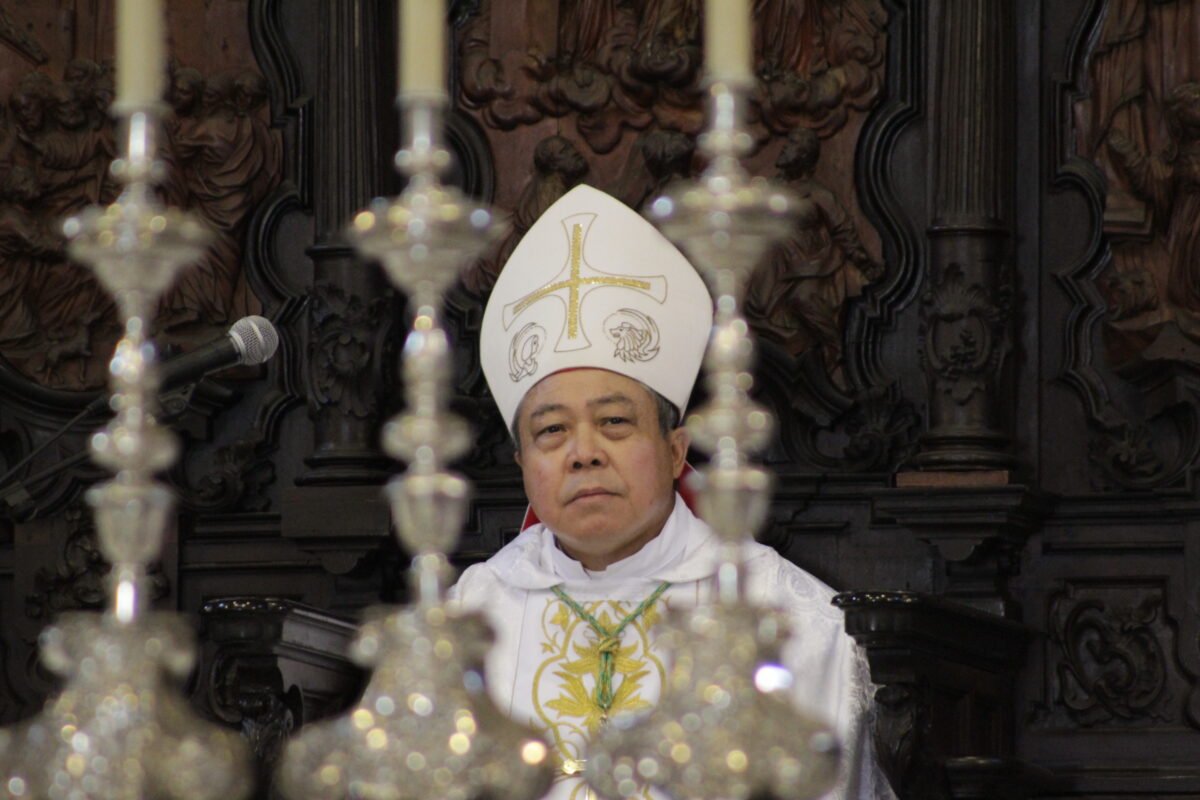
[537,424,565,437]
[602,417,629,426]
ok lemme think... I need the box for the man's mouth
[569,488,616,503]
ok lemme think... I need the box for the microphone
[82,315,280,414]
[158,315,280,391]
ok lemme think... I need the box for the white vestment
[450,494,897,800]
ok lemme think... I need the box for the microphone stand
[1,312,279,513]
[0,399,106,508]
[1,451,93,509]
[0,384,198,514]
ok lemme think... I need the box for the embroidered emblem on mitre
[481,184,712,431]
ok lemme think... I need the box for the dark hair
[511,380,681,453]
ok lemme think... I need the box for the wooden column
[283,0,401,569]
[298,0,397,486]
[884,0,1035,621]
[912,0,1016,474]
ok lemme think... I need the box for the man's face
[514,369,688,571]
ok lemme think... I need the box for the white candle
[705,0,753,83]
[116,0,166,106]
[399,0,446,96]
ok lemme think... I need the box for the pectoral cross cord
[550,582,671,716]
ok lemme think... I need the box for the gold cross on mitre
[502,211,667,352]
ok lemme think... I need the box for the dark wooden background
[0,0,1197,797]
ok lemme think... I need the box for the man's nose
[569,427,606,470]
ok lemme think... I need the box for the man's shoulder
[484,526,546,575]
[451,557,518,611]
[743,544,845,629]
[450,527,548,605]
[452,561,494,595]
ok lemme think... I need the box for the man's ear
[513,447,523,469]
[668,426,689,478]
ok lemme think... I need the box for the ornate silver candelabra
[585,82,842,800]
[275,96,554,800]
[0,106,253,800]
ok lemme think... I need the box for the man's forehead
[528,392,638,419]
[518,369,653,419]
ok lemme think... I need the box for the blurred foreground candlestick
[116,0,166,107]
[0,5,254,795]
[399,0,446,97]
[276,18,554,800]
[585,32,842,800]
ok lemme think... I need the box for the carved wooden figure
[745,128,882,383]
[0,59,280,391]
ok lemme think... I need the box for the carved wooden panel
[457,0,887,334]
[449,0,923,480]
[837,590,1029,800]
[0,0,303,526]
[1041,580,1187,729]
[1075,2,1200,345]
[1059,0,1200,492]
[1018,520,1200,794]
[0,0,315,726]
[193,597,362,797]
[0,1,281,392]
[10,3,1200,797]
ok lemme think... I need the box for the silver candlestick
[0,105,252,800]
[276,95,554,800]
[586,81,842,800]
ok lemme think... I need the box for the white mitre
[481,184,713,430]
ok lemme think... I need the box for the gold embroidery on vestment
[531,596,668,777]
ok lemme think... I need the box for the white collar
[542,493,693,584]
[487,493,773,590]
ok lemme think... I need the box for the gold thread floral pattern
[531,595,667,798]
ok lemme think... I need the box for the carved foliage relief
[919,263,1012,407]
[457,0,887,385]
[307,281,396,422]
[0,2,281,391]
[1036,580,1196,730]
[25,502,169,624]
